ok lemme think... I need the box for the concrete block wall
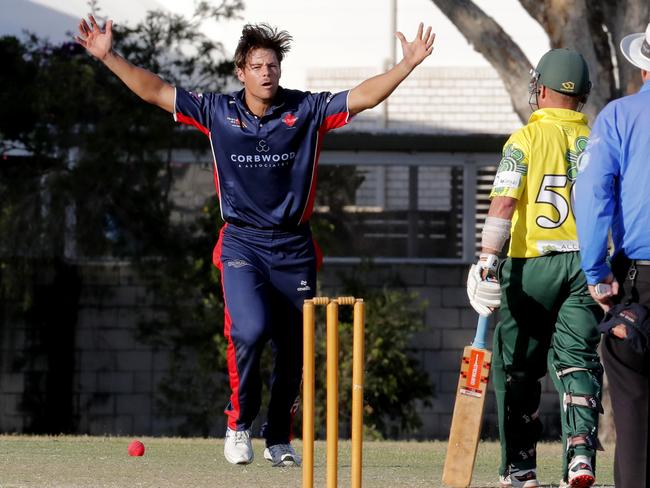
[0,261,564,439]
[318,263,564,440]
[73,262,179,436]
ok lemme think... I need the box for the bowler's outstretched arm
[76,15,174,113]
[347,23,435,116]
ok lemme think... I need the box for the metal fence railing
[316,151,498,264]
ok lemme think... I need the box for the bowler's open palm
[397,23,435,69]
[76,15,113,61]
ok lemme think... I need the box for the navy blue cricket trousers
[213,223,319,446]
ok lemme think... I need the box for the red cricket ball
[128,439,145,456]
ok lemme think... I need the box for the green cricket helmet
[529,48,591,108]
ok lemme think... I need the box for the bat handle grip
[472,315,490,349]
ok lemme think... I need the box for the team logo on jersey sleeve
[282,112,297,128]
[566,136,588,181]
[492,144,528,195]
[497,144,528,175]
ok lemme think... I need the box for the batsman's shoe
[499,467,541,488]
[566,455,595,488]
[224,427,253,465]
[263,443,301,467]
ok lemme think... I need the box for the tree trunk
[518,0,614,121]
[608,0,649,95]
[430,0,533,123]
[431,0,649,123]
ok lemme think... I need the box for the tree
[430,0,649,122]
[0,1,240,259]
[0,1,242,434]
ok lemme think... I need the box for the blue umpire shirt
[173,86,351,229]
[575,80,650,284]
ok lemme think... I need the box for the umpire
[575,22,650,488]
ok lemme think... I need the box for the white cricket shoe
[499,467,540,488]
[566,455,595,488]
[224,428,253,465]
[263,443,301,467]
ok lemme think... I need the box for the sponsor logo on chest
[230,139,296,169]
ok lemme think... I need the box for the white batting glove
[466,253,502,316]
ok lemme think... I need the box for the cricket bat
[442,314,492,488]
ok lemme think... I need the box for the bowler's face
[237,48,281,102]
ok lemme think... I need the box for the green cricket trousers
[492,252,603,479]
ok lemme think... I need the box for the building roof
[307,66,523,136]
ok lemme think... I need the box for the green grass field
[0,436,614,487]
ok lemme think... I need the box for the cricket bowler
[76,15,435,467]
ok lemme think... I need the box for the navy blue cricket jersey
[173,86,351,229]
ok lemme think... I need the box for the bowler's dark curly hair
[234,23,293,69]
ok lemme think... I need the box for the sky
[158,0,550,89]
[1,0,549,90]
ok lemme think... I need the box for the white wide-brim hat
[620,22,650,71]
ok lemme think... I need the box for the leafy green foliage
[304,273,433,439]
[0,1,241,435]
[0,2,237,260]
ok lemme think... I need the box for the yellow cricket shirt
[490,108,590,258]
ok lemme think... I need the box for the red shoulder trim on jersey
[319,111,349,132]
[176,112,210,136]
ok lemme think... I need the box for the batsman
[466,49,603,488]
